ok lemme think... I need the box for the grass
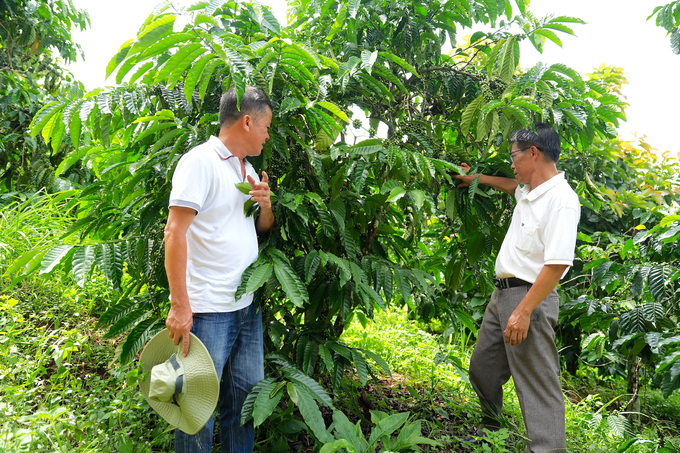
[341,308,680,453]
[0,290,175,452]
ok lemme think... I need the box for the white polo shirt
[495,172,580,284]
[169,136,259,313]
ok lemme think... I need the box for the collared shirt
[495,172,580,284]
[169,136,260,313]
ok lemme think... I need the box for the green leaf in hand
[235,182,252,194]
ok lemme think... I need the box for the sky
[66,0,680,155]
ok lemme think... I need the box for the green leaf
[100,243,124,290]
[378,51,420,78]
[105,42,132,79]
[98,297,138,328]
[315,101,349,123]
[246,263,273,294]
[577,232,593,243]
[120,318,163,363]
[361,49,378,74]
[184,54,215,101]
[4,246,47,277]
[253,379,284,427]
[367,412,409,447]
[154,42,204,85]
[166,45,209,89]
[549,15,586,24]
[284,367,333,407]
[240,377,276,426]
[304,251,321,284]
[534,28,563,48]
[39,245,74,274]
[72,245,96,287]
[326,6,347,42]
[235,182,252,194]
[331,410,367,452]
[30,102,61,138]
[129,15,176,56]
[542,22,576,36]
[292,383,334,443]
[446,259,465,291]
[466,232,486,265]
[461,95,484,135]
[319,440,356,453]
[348,0,361,18]
[362,349,392,378]
[351,350,368,386]
[319,344,334,372]
[387,187,407,202]
[260,6,281,35]
[648,265,673,302]
[273,260,309,308]
[206,0,228,15]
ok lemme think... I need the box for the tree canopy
[0,0,89,193]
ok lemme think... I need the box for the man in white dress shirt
[454,123,580,452]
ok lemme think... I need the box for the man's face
[510,144,534,185]
[246,107,272,157]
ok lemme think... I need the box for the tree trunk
[626,356,641,425]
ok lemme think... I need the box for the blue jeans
[175,303,264,453]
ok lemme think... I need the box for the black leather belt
[494,277,532,289]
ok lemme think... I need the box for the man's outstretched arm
[453,162,518,195]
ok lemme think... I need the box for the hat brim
[139,329,219,435]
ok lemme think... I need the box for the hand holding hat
[139,329,219,435]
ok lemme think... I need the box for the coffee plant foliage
[11,0,680,443]
[0,0,90,194]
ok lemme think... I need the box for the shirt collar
[524,172,565,202]
[209,136,234,160]
[208,136,249,166]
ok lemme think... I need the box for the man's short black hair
[509,123,561,163]
[218,86,272,129]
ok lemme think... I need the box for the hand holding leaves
[247,171,272,212]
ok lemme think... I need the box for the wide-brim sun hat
[139,329,219,435]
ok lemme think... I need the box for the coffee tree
[14,0,680,447]
[0,0,89,193]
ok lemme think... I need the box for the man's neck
[217,132,247,180]
[527,166,559,192]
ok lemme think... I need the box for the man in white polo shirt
[163,86,274,453]
[454,123,580,452]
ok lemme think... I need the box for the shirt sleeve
[541,205,580,266]
[169,151,211,213]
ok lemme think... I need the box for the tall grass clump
[0,193,174,452]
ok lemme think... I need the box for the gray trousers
[468,286,566,453]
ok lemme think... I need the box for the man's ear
[241,114,252,132]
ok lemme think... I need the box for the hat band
[169,354,185,407]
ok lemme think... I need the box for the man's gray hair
[218,86,272,129]
[509,123,561,162]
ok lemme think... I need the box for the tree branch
[419,65,482,81]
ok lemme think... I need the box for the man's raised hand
[247,171,271,211]
[451,162,480,188]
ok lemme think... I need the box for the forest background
[1,0,680,452]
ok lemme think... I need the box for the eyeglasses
[509,146,532,162]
